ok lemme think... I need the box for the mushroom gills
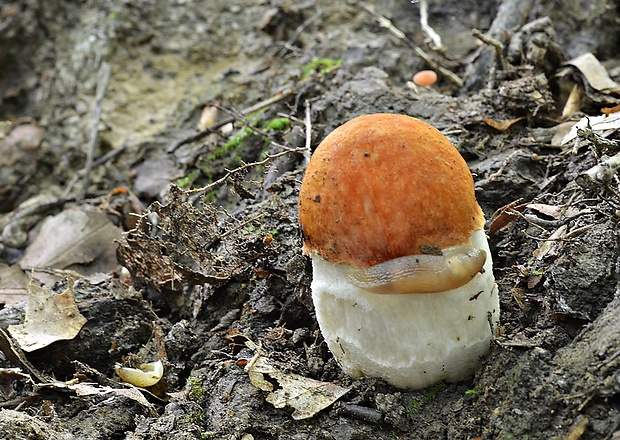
[345,244,487,294]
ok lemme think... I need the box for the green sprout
[465,387,479,395]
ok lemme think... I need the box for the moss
[300,57,342,78]
[263,117,290,131]
[176,169,201,189]
[186,376,208,400]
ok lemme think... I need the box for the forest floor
[1,1,620,439]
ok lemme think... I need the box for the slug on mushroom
[298,113,499,390]
[344,244,487,294]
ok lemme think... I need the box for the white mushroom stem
[310,230,499,390]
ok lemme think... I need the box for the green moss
[263,117,290,131]
[300,57,342,78]
[186,376,208,400]
[406,398,421,415]
[176,169,201,188]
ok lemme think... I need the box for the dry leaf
[483,116,526,131]
[601,104,620,115]
[246,355,350,420]
[561,84,584,119]
[564,417,589,440]
[197,104,219,130]
[7,280,87,352]
[133,158,181,198]
[527,203,582,219]
[532,225,567,261]
[18,209,122,275]
[561,112,620,146]
[34,380,156,415]
[0,263,29,307]
[565,53,620,93]
[488,199,527,236]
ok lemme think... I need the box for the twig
[81,62,111,200]
[576,152,620,189]
[362,3,463,87]
[304,99,312,166]
[472,28,506,71]
[418,0,442,50]
[220,212,267,238]
[213,104,299,152]
[184,147,306,196]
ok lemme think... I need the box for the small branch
[304,99,312,167]
[472,28,506,71]
[576,152,620,189]
[184,147,306,196]
[418,0,443,50]
[81,62,111,200]
[576,126,620,152]
[214,104,298,152]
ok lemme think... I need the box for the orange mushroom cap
[298,113,485,268]
[412,70,438,87]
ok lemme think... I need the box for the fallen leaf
[133,158,181,198]
[561,112,620,146]
[601,103,620,115]
[18,208,122,275]
[564,417,588,440]
[561,84,584,119]
[532,225,567,261]
[488,199,526,236]
[7,279,87,352]
[34,380,156,415]
[527,203,582,219]
[564,53,620,93]
[246,354,350,420]
[0,263,29,307]
[483,116,526,131]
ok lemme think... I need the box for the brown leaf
[488,199,527,236]
[527,203,582,219]
[246,354,351,420]
[0,263,29,307]
[483,116,526,131]
[601,104,620,115]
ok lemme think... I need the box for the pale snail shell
[345,244,487,294]
[115,360,164,387]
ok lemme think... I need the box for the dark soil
[1,1,620,439]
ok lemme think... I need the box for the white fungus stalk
[311,230,498,390]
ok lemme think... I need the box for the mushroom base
[310,230,499,390]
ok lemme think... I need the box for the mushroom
[298,113,499,389]
[412,70,438,87]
